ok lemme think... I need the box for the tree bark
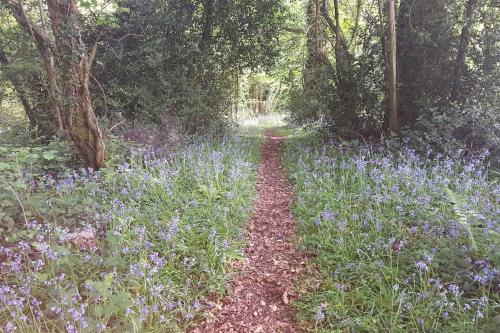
[323,0,351,86]
[333,0,342,75]
[41,47,64,130]
[46,0,106,169]
[306,0,329,66]
[386,0,399,134]
[6,0,107,169]
[451,0,478,102]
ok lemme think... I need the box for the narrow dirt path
[195,130,304,332]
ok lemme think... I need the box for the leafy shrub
[403,103,500,167]
[0,141,74,228]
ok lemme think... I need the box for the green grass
[238,113,287,129]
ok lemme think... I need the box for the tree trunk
[41,48,64,131]
[386,0,399,134]
[200,0,215,52]
[5,0,64,131]
[379,0,390,132]
[451,0,478,102]
[348,0,362,49]
[306,0,329,67]
[0,48,37,127]
[6,0,106,168]
[333,0,341,67]
[326,0,352,87]
[47,0,106,169]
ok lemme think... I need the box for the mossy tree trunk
[6,0,106,169]
[47,0,106,169]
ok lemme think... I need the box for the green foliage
[285,0,499,155]
[402,102,500,166]
[0,139,73,231]
[91,0,286,132]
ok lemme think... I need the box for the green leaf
[42,151,56,160]
[0,162,12,170]
[103,292,133,317]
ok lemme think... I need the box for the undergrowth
[0,129,260,332]
[284,133,499,333]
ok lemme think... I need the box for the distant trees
[88,0,285,132]
[289,0,499,156]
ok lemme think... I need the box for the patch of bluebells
[285,138,499,331]
[0,134,258,332]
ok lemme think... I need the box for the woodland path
[194,130,305,332]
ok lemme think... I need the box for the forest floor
[195,129,305,333]
[1,115,497,333]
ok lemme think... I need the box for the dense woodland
[0,0,499,332]
[1,0,498,164]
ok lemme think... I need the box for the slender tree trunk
[5,0,64,131]
[348,0,362,50]
[386,0,399,134]
[329,0,352,86]
[200,0,215,52]
[333,0,342,73]
[0,48,37,127]
[41,48,64,130]
[379,0,390,132]
[451,0,478,102]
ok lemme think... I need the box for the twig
[109,118,126,133]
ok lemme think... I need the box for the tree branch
[5,0,54,50]
[320,0,349,51]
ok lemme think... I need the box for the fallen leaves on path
[193,130,305,333]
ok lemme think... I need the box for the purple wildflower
[448,284,460,297]
[415,261,429,272]
[315,305,325,322]
[4,322,16,333]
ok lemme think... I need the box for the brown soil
[194,130,305,333]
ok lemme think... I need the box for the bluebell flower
[415,261,429,272]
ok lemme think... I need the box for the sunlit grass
[238,113,286,129]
